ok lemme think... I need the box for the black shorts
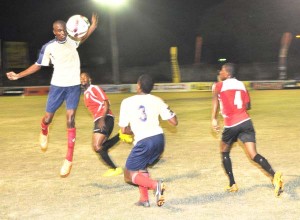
[222,119,256,146]
[93,115,114,137]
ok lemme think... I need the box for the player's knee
[43,115,53,124]
[96,147,107,155]
[93,144,102,152]
[222,152,230,161]
[66,119,75,128]
[124,169,133,184]
[66,113,75,128]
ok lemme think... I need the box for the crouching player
[119,74,178,207]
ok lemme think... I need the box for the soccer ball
[66,15,90,39]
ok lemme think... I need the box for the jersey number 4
[234,91,243,109]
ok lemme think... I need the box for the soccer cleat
[273,172,284,197]
[60,159,72,178]
[39,132,49,152]
[225,184,239,192]
[102,167,123,177]
[154,180,165,207]
[114,167,123,175]
[134,200,150,208]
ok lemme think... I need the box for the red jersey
[214,78,250,127]
[83,85,113,121]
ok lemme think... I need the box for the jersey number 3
[138,105,147,121]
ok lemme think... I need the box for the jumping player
[6,14,98,177]
[80,72,125,177]
[211,63,283,197]
[119,74,178,207]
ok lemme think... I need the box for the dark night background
[1,0,300,85]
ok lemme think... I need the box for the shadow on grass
[80,171,300,212]
[282,175,300,200]
[165,175,300,212]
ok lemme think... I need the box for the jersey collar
[55,37,67,44]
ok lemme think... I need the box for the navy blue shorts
[222,119,256,146]
[46,85,81,113]
[126,134,165,171]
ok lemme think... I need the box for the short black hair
[53,20,66,29]
[223,63,236,77]
[81,72,90,78]
[138,74,154,94]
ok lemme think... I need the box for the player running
[6,14,98,177]
[211,63,283,197]
[80,72,131,177]
[119,74,178,207]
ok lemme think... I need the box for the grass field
[1,90,300,220]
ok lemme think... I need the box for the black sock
[222,152,235,186]
[96,149,117,169]
[102,134,120,151]
[253,154,275,177]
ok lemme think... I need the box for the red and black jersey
[214,78,250,127]
[83,85,113,121]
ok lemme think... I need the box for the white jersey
[36,36,81,87]
[119,94,176,144]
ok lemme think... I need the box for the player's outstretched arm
[80,13,98,44]
[6,64,41,80]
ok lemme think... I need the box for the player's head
[53,20,67,42]
[219,63,236,81]
[80,72,91,90]
[137,74,154,94]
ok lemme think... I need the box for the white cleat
[39,132,48,152]
[60,159,72,178]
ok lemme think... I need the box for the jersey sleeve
[159,98,176,120]
[119,99,130,127]
[214,81,223,94]
[36,43,51,66]
[92,86,108,101]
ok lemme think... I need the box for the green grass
[1,90,300,219]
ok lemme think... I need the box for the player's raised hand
[6,71,19,80]
[91,13,99,28]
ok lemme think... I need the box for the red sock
[132,172,157,190]
[138,172,150,202]
[41,118,49,135]
[66,128,76,162]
